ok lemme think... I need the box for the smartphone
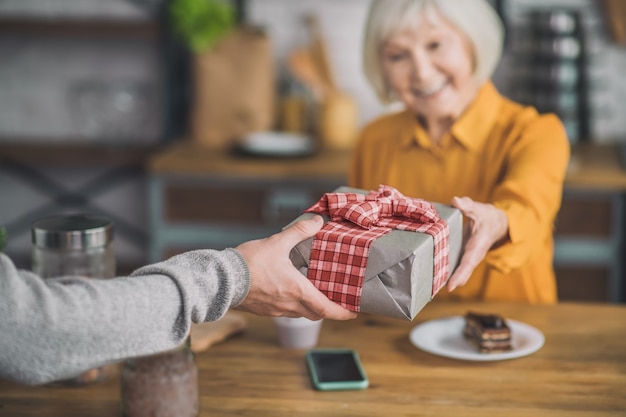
[306,349,369,391]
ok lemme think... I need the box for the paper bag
[191,26,276,149]
[287,186,463,320]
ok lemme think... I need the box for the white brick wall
[248,0,387,130]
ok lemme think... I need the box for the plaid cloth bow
[304,185,450,312]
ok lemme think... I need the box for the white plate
[409,316,544,361]
[237,131,315,157]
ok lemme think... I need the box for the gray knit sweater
[0,249,250,385]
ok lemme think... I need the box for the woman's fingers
[447,196,509,292]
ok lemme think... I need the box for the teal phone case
[306,349,369,391]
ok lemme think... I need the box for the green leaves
[0,226,6,251]
[170,0,236,53]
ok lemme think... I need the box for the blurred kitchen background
[1,0,625,302]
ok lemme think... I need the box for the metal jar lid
[32,214,114,250]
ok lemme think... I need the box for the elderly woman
[349,0,570,303]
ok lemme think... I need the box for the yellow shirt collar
[400,82,502,152]
[451,82,501,151]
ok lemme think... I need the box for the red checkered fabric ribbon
[304,185,450,312]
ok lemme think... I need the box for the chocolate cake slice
[463,311,512,353]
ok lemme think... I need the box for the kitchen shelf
[0,142,162,167]
[0,2,188,273]
[0,17,159,38]
[147,143,349,262]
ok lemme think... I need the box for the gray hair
[363,0,504,104]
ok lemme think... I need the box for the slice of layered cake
[463,311,512,353]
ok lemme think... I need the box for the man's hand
[447,196,509,292]
[235,215,357,321]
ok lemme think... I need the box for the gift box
[287,185,462,320]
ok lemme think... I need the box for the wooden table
[1,301,625,416]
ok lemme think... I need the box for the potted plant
[169,0,236,53]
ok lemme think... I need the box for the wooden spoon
[287,47,328,101]
[304,14,337,94]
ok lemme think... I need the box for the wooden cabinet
[147,144,350,261]
[150,177,343,260]
[555,144,626,302]
[554,191,624,302]
[148,142,626,303]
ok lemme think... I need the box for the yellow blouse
[349,82,570,303]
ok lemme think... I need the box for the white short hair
[363,0,504,104]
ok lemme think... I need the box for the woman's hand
[447,196,509,291]
[235,215,357,321]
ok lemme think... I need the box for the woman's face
[381,12,478,125]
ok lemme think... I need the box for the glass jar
[121,338,199,417]
[31,213,116,385]
[32,214,115,279]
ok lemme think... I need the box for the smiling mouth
[412,80,449,97]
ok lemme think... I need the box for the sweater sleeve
[0,249,250,385]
